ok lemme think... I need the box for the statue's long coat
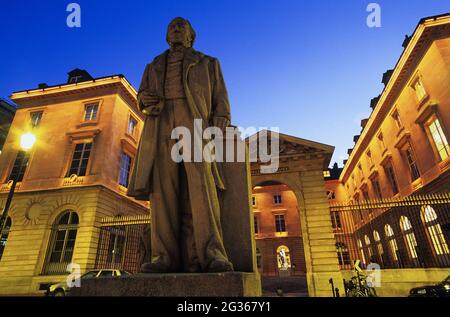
[127,48,231,200]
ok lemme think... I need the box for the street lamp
[0,132,36,234]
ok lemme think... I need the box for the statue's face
[167,19,191,47]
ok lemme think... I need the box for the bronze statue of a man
[127,17,234,273]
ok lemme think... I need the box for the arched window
[43,210,79,275]
[364,235,373,261]
[256,248,262,270]
[400,216,418,259]
[276,245,291,270]
[373,230,384,265]
[0,217,12,261]
[357,239,366,265]
[385,224,399,262]
[421,206,449,255]
[336,242,351,267]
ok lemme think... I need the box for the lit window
[385,224,399,262]
[30,111,43,128]
[67,143,92,177]
[336,242,351,266]
[357,239,366,264]
[427,117,450,161]
[127,116,137,136]
[119,153,132,188]
[84,103,99,121]
[373,230,384,263]
[400,216,418,259]
[275,214,286,233]
[276,245,291,269]
[404,144,420,182]
[43,210,78,274]
[323,170,331,178]
[8,151,30,182]
[273,194,282,205]
[364,235,373,260]
[391,109,403,130]
[421,206,449,255]
[413,79,427,101]
[384,164,399,195]
[0,217,12,261]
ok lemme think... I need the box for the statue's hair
[166,17,196,47]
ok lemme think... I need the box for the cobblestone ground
[262,275,309,297]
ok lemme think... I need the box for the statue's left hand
[213,117,230,133]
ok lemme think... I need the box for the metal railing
[94,215,151,273]
[330,193,450,270]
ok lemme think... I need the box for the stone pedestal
[70,272,261,297]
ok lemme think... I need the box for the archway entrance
[252,181,309,296]
[249,130,344,297]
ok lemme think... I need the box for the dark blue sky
[1,0,449,166]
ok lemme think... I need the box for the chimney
[402,35,412,49]
[370,95,381,110]
[361,118,369,130]
[382,69,394,86]
[353,135,360,143]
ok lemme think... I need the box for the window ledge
[439,156,450,173]
[396,126,406,138]
[76,120,99,129]
[411,178,423,192]
[125,132,138,144]
[394,131,411,149]
[416,94,430,110]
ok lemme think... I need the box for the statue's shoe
[206,259,234,273]
[140,261,172,273]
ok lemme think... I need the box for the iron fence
[94,215,151,273]
[330,193,450,270]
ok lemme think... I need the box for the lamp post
[0,132,36,234]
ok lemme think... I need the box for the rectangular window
[254,216,259,234]
[384,164,399,195]
[366,150,374,168]
[273,194,282,205]
[8,151,30,182]
[371,178,383,199]
[331,212,342,229]
[119,153,132,188]
[392,110,403,130]
[30,111,43,128]
[405,144,420,182]
[377,132,386,152]
[358,163,364,179]
[413,79,427,101]
[275,214,286,233]
[427,117,450,161]
[67,143,92,177]
[362,189,370,201]
[127,116,137,136]
[84,103,99,121]
[252,196,257,207]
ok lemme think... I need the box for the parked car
[46,269,131,296]
[409,275,450,297]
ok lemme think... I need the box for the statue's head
[166,17,196,48]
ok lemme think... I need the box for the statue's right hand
[140,92,161,108]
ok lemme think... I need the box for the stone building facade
[0,70,148,295]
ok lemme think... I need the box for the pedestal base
[70,272,261,297]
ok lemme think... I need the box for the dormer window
[69,75,83,84]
